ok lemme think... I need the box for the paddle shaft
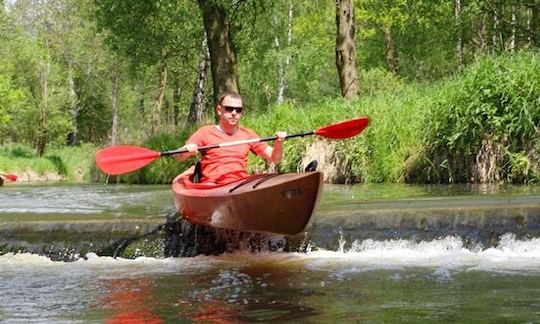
[160,130,314,157]
[95,117,368,175]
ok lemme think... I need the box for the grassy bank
[0,143,98,182]
[2,52,539,184]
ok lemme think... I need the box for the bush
[407,52,540,183]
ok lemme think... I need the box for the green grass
[0,143,97,182]
[409,51,540,183]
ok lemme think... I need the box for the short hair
[218,91,242,104]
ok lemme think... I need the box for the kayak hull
[172,172,323,235]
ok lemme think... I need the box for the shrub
[409,52,540,183]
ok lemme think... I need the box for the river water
[1,183,540,322]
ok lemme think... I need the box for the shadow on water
[102,212,293,259]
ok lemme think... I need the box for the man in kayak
[175,91,286,184]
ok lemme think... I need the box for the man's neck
[217,123,238,135]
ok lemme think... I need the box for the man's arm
[260,132,286,163]
[174,143,198,161]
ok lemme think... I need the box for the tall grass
[406,51,540,183]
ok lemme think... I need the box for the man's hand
[175,143,198,161]
[183,143,198,153]
[275,131,287,142]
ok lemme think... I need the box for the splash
[300,233,540,274]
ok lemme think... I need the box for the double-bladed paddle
[95,116,369,176]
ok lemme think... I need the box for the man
[176,91,286,184]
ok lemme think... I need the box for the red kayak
[172,171,323,235]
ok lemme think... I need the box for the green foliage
[0,143,96,181]
[2,0,540,185]
[0,74,24,130]
[96,0,201,64]
[4,144,34,159]
[359,67,405,97]
[409,52,540,183]
[2,53,540,185]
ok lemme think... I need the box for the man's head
[217,91,243,129]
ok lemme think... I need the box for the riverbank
[0,143,97,183]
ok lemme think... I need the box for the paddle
[96,116,369,175]
[0,173,18,181]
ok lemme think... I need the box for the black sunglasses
[222,105,243,113]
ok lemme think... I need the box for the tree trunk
[509,5,516,51]
[492,5,501,50]
[138,84,146,140]
[110,74,120,146]
[275,19,284,104]
[276,0,293,104]
[382,24,398,74]
[37,53,50,157]
[151,51,168,135]
[477,13,488,54]
[187,36,209,125]
[67,57,78,146]
[172,74,180,132]
[532,3,540,47]
[197,0,239,103]
[526,6,532,48]
[335,0,359,100]
[454,0,464,65]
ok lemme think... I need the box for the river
[1,182,539,322]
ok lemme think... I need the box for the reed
[407,52,540,183]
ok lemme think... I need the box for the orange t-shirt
[187,125,268,184]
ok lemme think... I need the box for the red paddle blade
[314,117,369,139]
[95,146,160,175]
[3,173,18,181]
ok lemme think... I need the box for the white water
[1,234,538,274]
[1,235,539,322]
[300,234,540,275]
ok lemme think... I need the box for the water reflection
[95,255,320,322]
[102,277,163,323]
[1,183,540,321]
[1,242,540,322]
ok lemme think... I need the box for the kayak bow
[172,171,324,235]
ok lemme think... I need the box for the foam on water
[0,251,225,280]
[300,233,540,274]
[1,234,538,275]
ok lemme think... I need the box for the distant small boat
[1,173,18,186]
[172,171,323,235]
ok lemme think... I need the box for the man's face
[218,96,243,127]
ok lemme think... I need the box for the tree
[6,0,71,155]
[186,36,210,125]
[197,0,239,103]
[335,0,359,99]
[274,0,293,104]
[96,0,202,135]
